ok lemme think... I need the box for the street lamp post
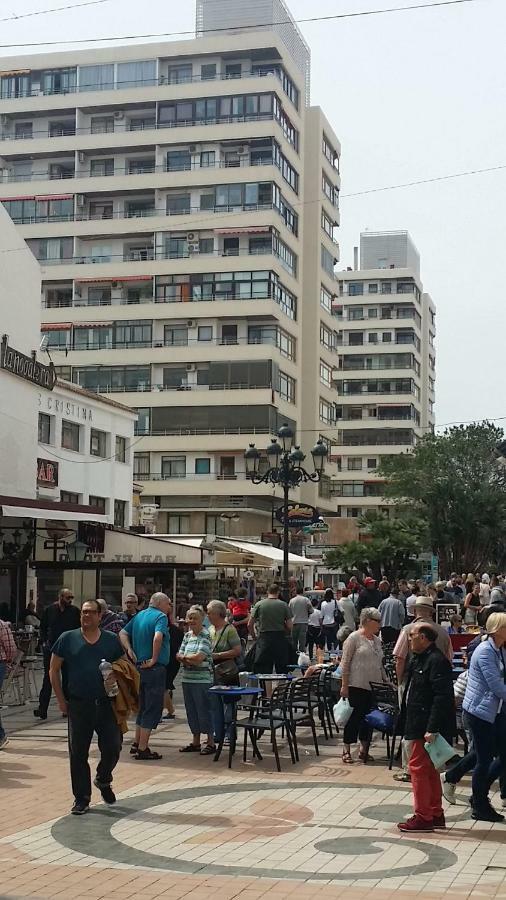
[245,424,328,600]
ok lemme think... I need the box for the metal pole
[282,466,290,602]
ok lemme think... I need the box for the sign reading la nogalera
[1,334,56,390]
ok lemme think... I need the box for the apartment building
[0,0,341,538]
[333,231,436,520]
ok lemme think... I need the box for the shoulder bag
[213,625,239,685]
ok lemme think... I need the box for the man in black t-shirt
[34,588,80,720]
[50,599,123,815]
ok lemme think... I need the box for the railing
[0,154,294,185]
[0,111,279,142]
[133,472,246,482]
[51,336,292,354]
[133,425,272,436]
[341,436,416,447]
[11,200,277,224]
[41,290,297,319]
[0,66,295,103]
[68,381,277,393]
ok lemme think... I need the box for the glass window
[278,371,295,403]
[15,121,33,139]
[348,458,363,471]
[115,435,126,462]
[90,158,114,177]
[116,60,156,88]
[61,420,80,451]
[90,116,114,134]
[168,514,190,534]
[60,491,79,504]
[348,283,364,296]
[164,326,188,346]
[1,73,30,99]
[135,409,150,435]
[168,64,192,84]
[198,326,213,342]
[201,63,216,81]
[321,245,335,277]
[41,67,76,95]
[79,64,114,91]
[166,149,191,171]
[38,413,51,444]
[368,283,378,293]
[195,458,211,475]
[161,456,186,478]
[367,458,377,469]
[89,495,106,513]
[90,428,107,457]
[114,500,126,527]
[200,150,215,168]
[133,453,150,476]
[320,360,332,387]
[320,285,332,313]
[167,194,191,215]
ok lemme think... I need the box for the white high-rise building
[0,0,342,538]
[333,231,436,520]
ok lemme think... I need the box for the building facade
[0,0,342,539]
[333,231,436,520]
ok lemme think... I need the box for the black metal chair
[365,681,401,769]
[286,676,320,761]
[235,681,296,772]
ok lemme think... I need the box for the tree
[377,422,506,574]
[324,510,427,581]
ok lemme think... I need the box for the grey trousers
[292,623,308,653]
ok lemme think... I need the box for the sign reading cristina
[1,335,56,390]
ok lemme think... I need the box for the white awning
[216,539,316,566]
[0,505,107,523]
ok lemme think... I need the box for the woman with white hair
[462,611,506,822]
[339,607,387,764]
[176,605,215,755]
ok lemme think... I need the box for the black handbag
[213,625,239,685]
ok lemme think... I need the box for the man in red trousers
[397,622,456,832]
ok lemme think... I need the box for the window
[161,456,186,478]
[348,458,363,471]
[322,134,338,168]
[1,73,30,99]
[320,285,332,313]
[168,514,190,534]
[349,307,364,321]
[319,398,335,425]
[128,158,155,175]
[135,409,150,435]
[114,499,126,528]
[61,420,80,452]
[368,333,378,344]
[320,323,334,350]
[382,332,392,343]
[167,63,192,84]
[164,325,188,346]
[133,453,149,476]
[38,413,51,444]
[321,210,336,240]
[278,371,295,403]
[368,283,378,293]
[45,328,70,350]
[368,308,378,318]
[321,245,335,277]
[225,63,242,79]
[114,320,152,348]
[41,67,76,95]
[320,360,332,387]
[201,63,216,81]
[367,458,377,469]
[79,64,114,91]
[167,193,191,215]
[349,332,364,346]
[115,435,126,462]
[381,282,392,294]
[166,149,191,171]
[198,325,213,342]
[195,458,211,475]
[90,428,107,458]
[348,283,364,296]
[322,173,339,207]
[60,491,79,504]
[90,158,114,177]
[200,150,215,168]
[221,324,237,345]
[117,60,156,88]
[15,122,33,139]
[89,495,106,513]
[91,116,114,134]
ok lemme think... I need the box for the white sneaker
[441,773,456,805]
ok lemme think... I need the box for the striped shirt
[180,627,213,683]
[0,619,17,663]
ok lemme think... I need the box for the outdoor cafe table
[209,685,262,768]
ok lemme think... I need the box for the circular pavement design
[50,782,458,881]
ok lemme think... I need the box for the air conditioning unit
[186,363,196,372]
[187,319,195,327]
[78,152,85,163]
[237,146,247,155]
[189,144,198,153]
[188,242,200,253]
[114,110,124,120]
[76,194,85,208]
[186,232,197,242]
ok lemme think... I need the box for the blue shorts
[136,664,166,730]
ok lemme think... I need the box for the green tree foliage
[378,422,506,574]
[324,510,427,581]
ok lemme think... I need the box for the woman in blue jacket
[462,612,506,822]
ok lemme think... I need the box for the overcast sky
[2,0,505,429]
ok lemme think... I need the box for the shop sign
[275,503,321,527]
[1,334,56,390]
[37,457,58,487]
[303,522,329,534]
[38,392,93,421]
[86,552,176,563]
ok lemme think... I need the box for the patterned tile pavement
[1,697,506,899]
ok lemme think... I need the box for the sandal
[179,743,201,753]
[129,743,138,755]
[358,752,375,763]
[135,748,162,761]
[393,772,411,783]
[342,750,354,764]
[200,744,217,756]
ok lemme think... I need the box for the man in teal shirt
[120,592,171,761]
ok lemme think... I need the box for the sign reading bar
[37,457,58,487]
[1,334,56,390]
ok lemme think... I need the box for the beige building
[0,0,341,539]
[333,231,436,520]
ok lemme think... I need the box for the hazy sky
[2,0,505,429]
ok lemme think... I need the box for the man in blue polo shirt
[119,592,170,761]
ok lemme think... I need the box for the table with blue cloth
[209,686,262,768]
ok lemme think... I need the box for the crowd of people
[0,570,505,827]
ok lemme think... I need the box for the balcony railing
[133,472,245,482]
[49,335,293,355]
[133,425,272,436]
[11,200,277,225]
[69,381,278,394]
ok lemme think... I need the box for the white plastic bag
[297,652,311,668]
[333,697,353,727]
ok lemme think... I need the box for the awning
[216,538,316,566]
[73,321,113,328]
[215,226,271,235]
[1,504,107,523]
[36,194,73,201]
[0,69,31,76]
[0,195,35,202]
[41,323,71,331]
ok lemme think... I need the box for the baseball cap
[364,577,376,588]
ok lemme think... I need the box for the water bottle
[99,658,119,697]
